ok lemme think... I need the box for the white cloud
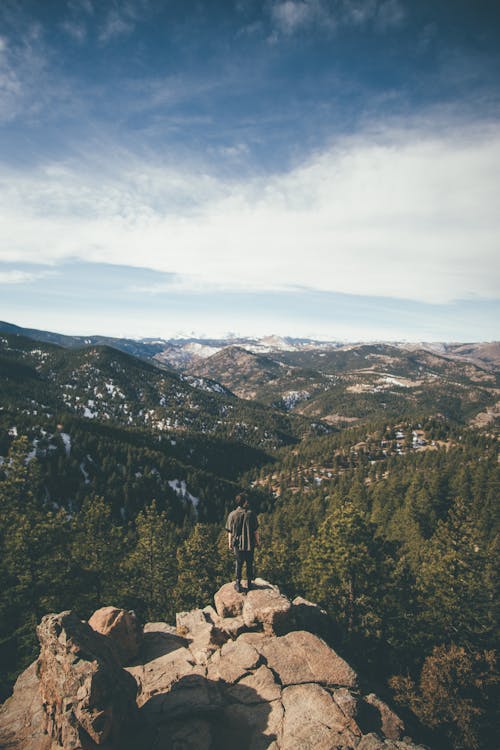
[268,0,405,36]
[270,0,335,35]
[1,119,499,304]
[0,269,54,284]
[99,10,134,43]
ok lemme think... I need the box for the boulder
[176,607,207,636]
[214,581,246,618]
[88,606,142,664]
[176,607,228,664]
[242,582,293,634]
[281,682,357,749]
[126,632,197,707]
[0,584,425,750]
[36,610,138,749]
[211,637,261,683]
[261,630,358,688]
[364,693,405,740]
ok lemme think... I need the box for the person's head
[235,492,249,509]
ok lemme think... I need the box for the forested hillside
[0,329,498,749]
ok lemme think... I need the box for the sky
[0,0,499,341]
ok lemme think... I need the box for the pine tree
[174,524,221,611]
[71,495,125,612]
[301,500,389,642]
[125,501,178,622]
[417,496,494,647]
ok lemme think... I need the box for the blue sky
[0,0,499,340]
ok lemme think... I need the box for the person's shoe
[247,581,253,591]
[235,581,242,593]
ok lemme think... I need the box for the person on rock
[225,493,259,593]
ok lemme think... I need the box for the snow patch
[80,462,90,484]
[281,390,310,410]
[168,479,200,516]
[60,432,71,456]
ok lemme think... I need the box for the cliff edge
[0,579,428,750]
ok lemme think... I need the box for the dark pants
[234,548,254,583]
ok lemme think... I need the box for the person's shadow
[125,673,276,750]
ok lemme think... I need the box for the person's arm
[254,529,260,547]
[226,513,233,549]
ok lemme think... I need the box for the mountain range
[1,320,498,430]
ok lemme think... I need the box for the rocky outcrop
[0,582,429,750]
[37,611,138,749]
[0,611,138,750]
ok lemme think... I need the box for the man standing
[225,493,259,593]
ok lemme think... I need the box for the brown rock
[176,608,207,636]
[0,661,50,750]
[242,583,292,634]
[262,630,358,688]
[127,634,196,707]
[333,687,359,719]
[227,664,281,704]
[213,637,261,683]
[214,581,246,618]
[216,614,247,640]
[167,717,212,749]
[36,610,137,749]
[357,734,385,750]
[364,693,405,740]
[281,683,357,749]
[143,621,177,635]
[176,607,229,664]
[88,606,142,665]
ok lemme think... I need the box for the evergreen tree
[417,496,495,647]
[174,524,222,611]
[125,501,178,622]
[302,500,390,642]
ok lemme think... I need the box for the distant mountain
[0,333,317,451]
[188,345,331,409]
[0,321,168,361]
[2,320,499,372]
[0,321,340,369]
[1,321,499,427]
